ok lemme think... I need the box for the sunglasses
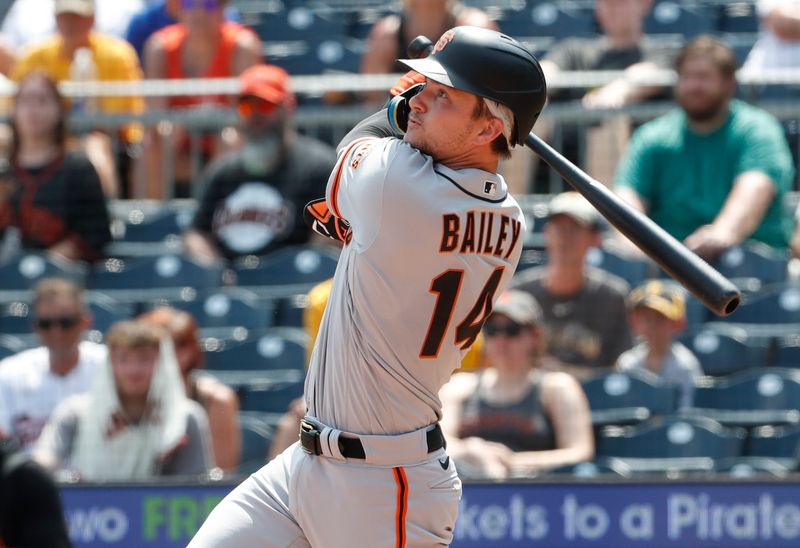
[36,314,81,330]
[181,0,220,11]
[237,98,278,118]
[484,322,524,338]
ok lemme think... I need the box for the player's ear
[473,117,503,146]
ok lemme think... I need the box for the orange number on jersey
[419,266,505,359]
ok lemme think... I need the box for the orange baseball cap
[239,65,296,110]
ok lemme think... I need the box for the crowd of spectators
[0,0,799,487]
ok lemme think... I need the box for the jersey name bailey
[439,210,522,258]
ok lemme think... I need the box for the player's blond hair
[474,98,515,158]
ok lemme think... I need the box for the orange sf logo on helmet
[433,30,455,53]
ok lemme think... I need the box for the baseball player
[189,26,546,548]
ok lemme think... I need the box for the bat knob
[407,36,434,59]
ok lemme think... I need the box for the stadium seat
[644,1,715,37]
[119,206,194,243]
[256,6,347,42]
[585,247,650,288]
[721,283,800,325]
[581,371,679,427]
[772,335,800,368]
[747,424,800,458]
[711,456,793,478]
[0,253,87,291]
[274,294,309,328]
[684,369,800,427]
[238,412,276,475]
[547,457,633,478]
[716,2,760,33]
[0,334,25,361]
[0,301,33,334]
[273,38,363,75]
[676,328,768,376]
[158,290,274,332]
[596,415,746,460]
[233,246,339,289]
[89,255,223,294]
[710,244,788,289]
[238,379,305,414]
[204,329,308,372]
[498,1,595,40]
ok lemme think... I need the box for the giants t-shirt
[191,136,336,259]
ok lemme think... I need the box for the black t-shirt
[0,151,111,261]
[191,135,336,260]
[0,442,71,548]
[544,37,677,102]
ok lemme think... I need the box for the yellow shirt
[13,32,144,136]
[303,278,484,371]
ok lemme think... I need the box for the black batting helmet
[398,26,547,147]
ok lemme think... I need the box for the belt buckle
[300,420,322,456]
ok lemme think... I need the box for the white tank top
[305,137,525,435]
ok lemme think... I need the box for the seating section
[676,328,768,376]
[237,411,278,475]
[0,253,87,291]
[581,372,679,427]
[204,329,307,373]
[238,380,305,414]
[233,246,339,290]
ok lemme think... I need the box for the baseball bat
[406,36,741,317]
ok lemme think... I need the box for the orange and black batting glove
[304,198,352,244]
[389,70,426,97]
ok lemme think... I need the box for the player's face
[34,296,88,356]
[544,215,600,267]
[13,76,63,144]
[676,55,735,123]
[484,314,539,371]
[404,80,490,163]
[111,345,159,400]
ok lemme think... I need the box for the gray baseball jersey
[306,136,526,435]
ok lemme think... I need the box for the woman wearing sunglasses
[439,290,594,479]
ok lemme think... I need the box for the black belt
[300,420,446,459]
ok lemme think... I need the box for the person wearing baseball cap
[183,64,336,265]
[512,191,632,379]
[617,280,703,408]
[440,290,594,480]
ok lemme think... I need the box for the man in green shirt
[615,35,795,258]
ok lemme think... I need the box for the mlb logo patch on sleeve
[483,181,497,196]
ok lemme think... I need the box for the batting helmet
[398,26,547,147]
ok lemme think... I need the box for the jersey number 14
[419,266,504,358]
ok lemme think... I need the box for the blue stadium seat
[0,253,87,291]
[596,415,746,460]
[159,291,274,332]
[716,2,760,33]
[256,6,347,42]
[120,207,194,243]
[238,412,276,475]
[677,328,768,376]
[87,295,135,335]
[89,255,223,293]
[772,336,800,368]
[585,247,649,288]
[722,283,800,325]
[712,456,793,478]
[234,246,339,289]
[273,39,363,75]
[547,457,633,478]
[0,301,33,334]
[0,334,25,361]
[204,329,307,372]
[238,379,305,413]
[581,371,679,427]
[747,424,800,458]
[685,368,800,427]
[645,1,715,37]
[710,244,788,289]
[499,1,595,40]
